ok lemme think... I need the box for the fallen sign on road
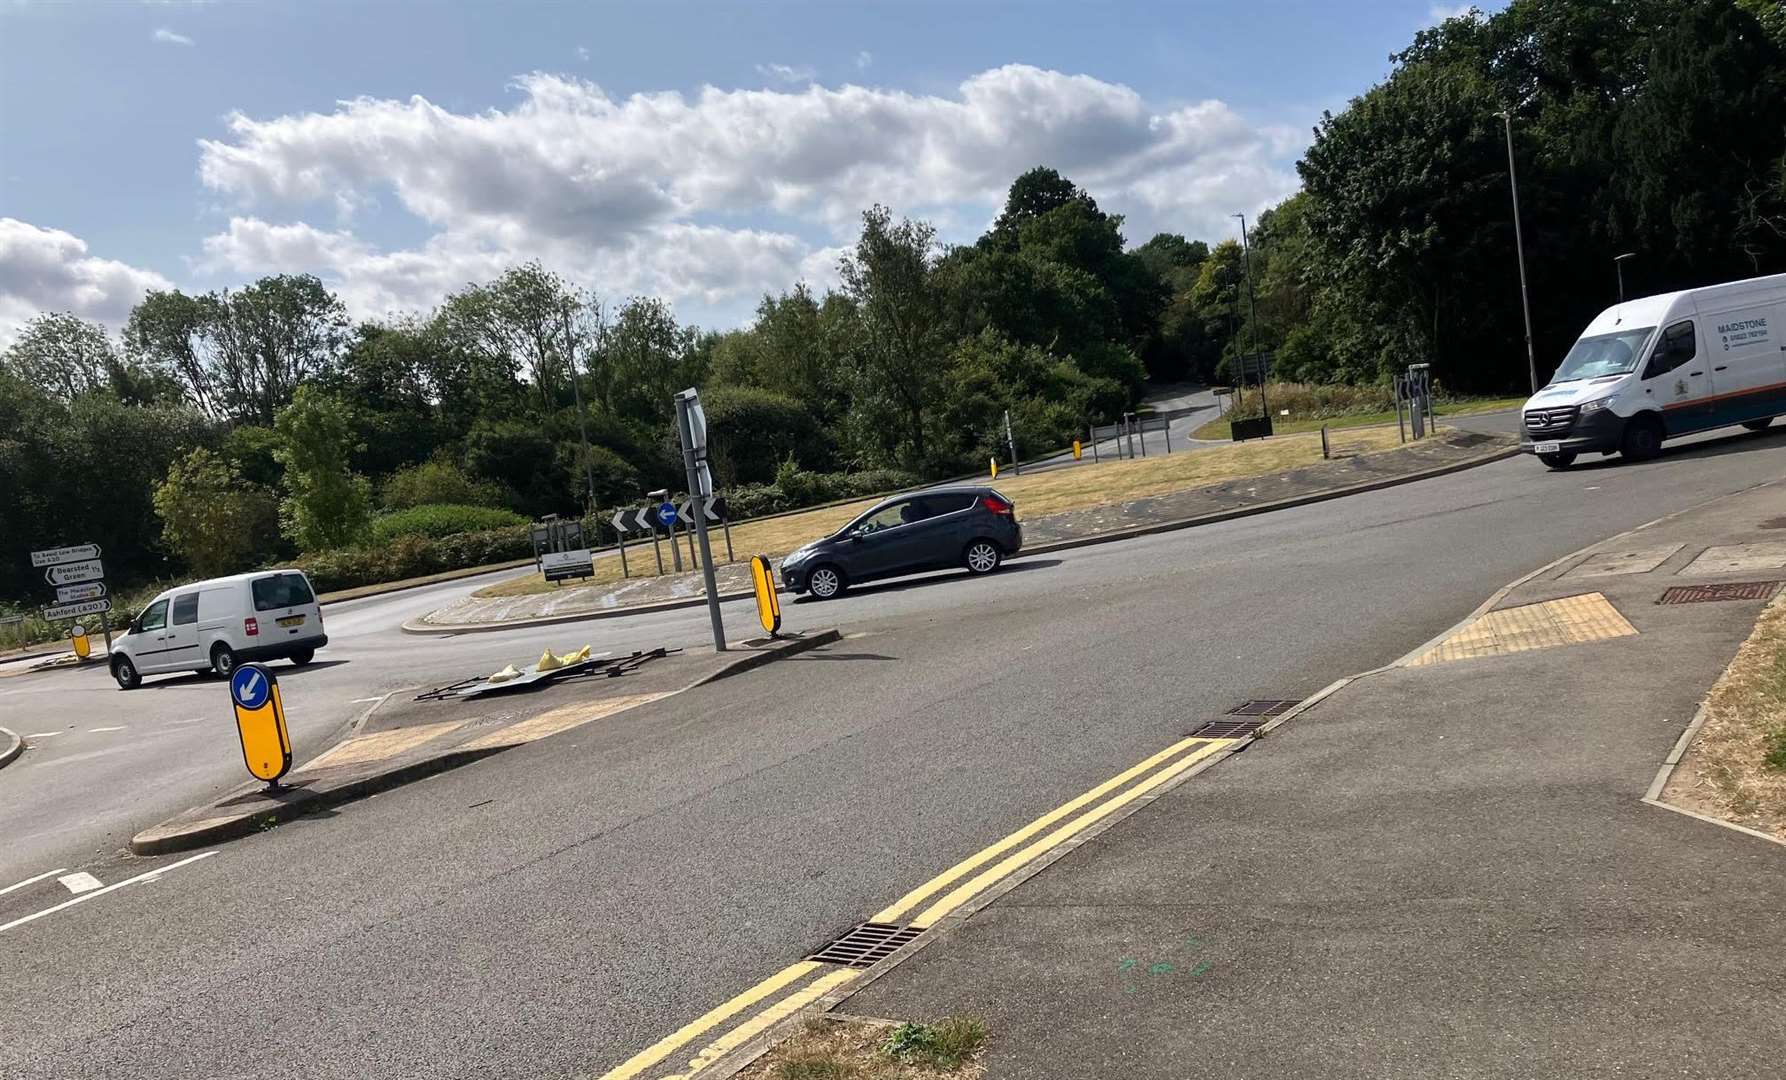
[412,647,675,701]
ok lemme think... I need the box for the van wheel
[1743,417,1775,431]
[210,643,238,677]
[1619,415,1664,462]
[964,540,1003,575]
[111,655,140,691]
[289,649,315,666]
[1538,451,1577,470]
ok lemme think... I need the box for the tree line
[3,0,1782,604]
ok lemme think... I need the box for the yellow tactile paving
[1409,591,1637,666]
[459,691,672,750]
[300,720,469,770]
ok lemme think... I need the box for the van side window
[253,573,315,611]
[171,594,199,626]
[1644,321,1696,379]
[139,599,168,633]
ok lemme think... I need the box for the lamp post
[1232,211,1265,420]
[1614,252,1636,303]
[1493,110,1540,393]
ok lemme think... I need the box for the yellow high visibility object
[750,554,781,636]
[537,649,564,672]
[230,663,292,784]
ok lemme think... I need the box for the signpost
[540,549,594,584]
[55,581,106,603]
[32,540,114,651]
[607,508,633,579]
[749,554,781,637]
[675,388,726,652]
[230,663,292,788]
[42,597,110,621]
[637,502,665,575]
[44,559,104,587]
[30,543,100,568]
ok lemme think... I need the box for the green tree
[273,385,373,551]
[839,205,947,470]
[1,313,129,402]
[436,262,584,413]
[153,448,281,577]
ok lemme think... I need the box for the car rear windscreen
[252,573,315,611]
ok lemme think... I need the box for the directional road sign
[42,597,110,621]
[633,506,656,532]
[611,508,634,534]
[656,501,678,527]
[44,559,104,587]
[55,581,106,603]
[230,663,291,785]
[231,664,272,710]
[31,543,100,568]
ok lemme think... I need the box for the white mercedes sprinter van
[1522,272,1786,467]
[109,569,327,689]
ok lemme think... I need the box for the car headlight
[1579,397,1613,413]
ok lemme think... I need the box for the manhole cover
[1656,581,1782,605]
[806,922,922,968]
[1189,718,1267,739]
[1227,699,1298,717]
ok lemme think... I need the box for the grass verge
[1663,591,1786,840]
[739,1015,986,1080]
[1191,395,1526,440]
[475,424,1412,598]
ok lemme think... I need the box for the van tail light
[244,617,259,637]
[981,496,1014,516]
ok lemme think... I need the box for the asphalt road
[4,422,1786,1079]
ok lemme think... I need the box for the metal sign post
[1003,409,1020,475]
[636,505,665,575]
[31,542,111,652]
[675,388,726,653]
[608,508,632,578]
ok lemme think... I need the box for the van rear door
[251,572,323,645]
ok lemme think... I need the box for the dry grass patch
[738,1016,986,1080]
[476,425,1407,598]
[1663,591,1786,839]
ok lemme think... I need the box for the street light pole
[1493,110,1541,393]
[1614,252,1636,303]
[1233,212,1265,420]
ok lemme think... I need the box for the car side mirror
[129,619,142,634]
[849,533,864,543]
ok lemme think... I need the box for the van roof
[154,569,306,595]
[1585,271,1786,336]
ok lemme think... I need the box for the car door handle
[1690,371,1702,376]
[1714,365,1728,372]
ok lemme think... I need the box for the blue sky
[0,0,1494,341]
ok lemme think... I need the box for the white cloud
[0,219,174,345]
[195,65,1298,324]
[854,51,873,70]
[575,45,590,62]
[755,62,815,84]
[151,27,194,46]
[1427,3,1474,23]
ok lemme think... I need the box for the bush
[289,523,534,593]
[371,503,527,543]
[381,458,510,510]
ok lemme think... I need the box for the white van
[1522,272,1786,467]
[109,570,327,690]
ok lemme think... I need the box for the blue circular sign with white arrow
[230,664,272,710]
[657,501,678,526]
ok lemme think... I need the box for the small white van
[1522,272,1786,467]
[109,570,327,690]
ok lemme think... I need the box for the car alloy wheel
[809,566,842,599]
[965,541,1001,574]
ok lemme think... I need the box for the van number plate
[276,614,305,628]
[1533,441,1561,454]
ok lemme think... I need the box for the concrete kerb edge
[129,632,843,857]
[0,726,22,770]
[403,441,1522,637]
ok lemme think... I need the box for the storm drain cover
[1657,581,1781,605]
[1189,718,1268,739]
[807,922,922,968]
[1227,699,1299,717]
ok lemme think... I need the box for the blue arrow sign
[231,664,271,710]
[656,501,678,527]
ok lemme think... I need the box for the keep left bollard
[230,663,292,790]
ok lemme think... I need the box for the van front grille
[1524,406,1578,434]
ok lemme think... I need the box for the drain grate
[1227,699,1299,717]
[1657,581,1782,605]
[807,922,922,968]
[1189,718,1268,739]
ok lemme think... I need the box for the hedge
[371,503,527,542]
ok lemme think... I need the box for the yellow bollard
[1072,439,1082,461]
[70,624,91,660]
[990,457,999,479]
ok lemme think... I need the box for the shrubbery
[370,503,527,543]
[289,523,534,593]
[726,463,922,519]
[381,458,510,510]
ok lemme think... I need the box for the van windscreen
[1550,327,1655,383]
[252,573,315,611]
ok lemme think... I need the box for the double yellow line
[595,732,1237,1080]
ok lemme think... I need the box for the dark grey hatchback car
[779,486,1022,599]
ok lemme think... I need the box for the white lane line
[0,868,68,896]
[25,731,61,738]
[57,872,102,895]
[0,851,217,934]
[88,726,126,733]
[349,697,384,704]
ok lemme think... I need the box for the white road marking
[57,872,102,894]
[0,868,68,896]
[88,726,125,733]
[0,851,218,934]
[25,731,61,738]
[349,696,384,704]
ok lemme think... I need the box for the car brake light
[981,496,1013,515]
[244,617,259,637]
